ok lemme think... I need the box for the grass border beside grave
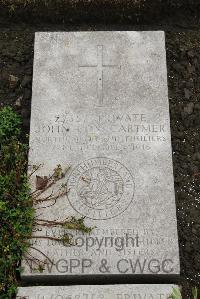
[0,106,34,298]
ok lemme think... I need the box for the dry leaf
[36,175,48,190]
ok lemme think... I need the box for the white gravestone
[17,285,178,299]
[22,32,180,282]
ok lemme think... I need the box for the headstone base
[17,284,179,299]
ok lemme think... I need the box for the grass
[0,106,34,298]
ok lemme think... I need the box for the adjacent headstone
[17,284,178,299]
[22,31,180,282]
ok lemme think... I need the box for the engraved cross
[79,45,118,106]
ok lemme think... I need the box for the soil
[166,32,200,297]
[0,23,200,299]
[0,0,200,26]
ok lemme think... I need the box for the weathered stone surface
[21,32,179,282]
[17,284,178,299]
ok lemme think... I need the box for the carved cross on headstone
[79,45,118,106]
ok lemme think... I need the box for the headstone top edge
[34,30,165,38]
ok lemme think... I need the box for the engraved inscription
[79,45,119,106]
[33,112,167,153]
[67,157,134,220]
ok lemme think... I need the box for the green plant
[0,107,93,297]
[0,106,21,147]
[169,287,198,299]
[0,107,34,298]
[192,287,198,299]
[23,164,93,272]
[170,288,182,299]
